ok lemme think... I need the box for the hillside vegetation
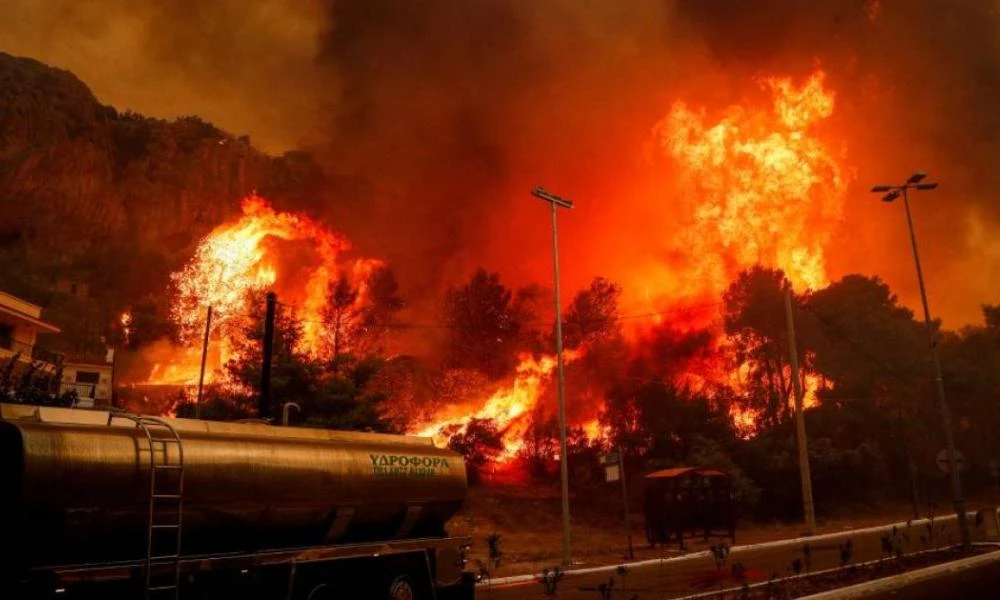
[0,52,326,350]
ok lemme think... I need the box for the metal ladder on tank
[109,413,186,600]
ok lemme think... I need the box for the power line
[272,299,724,331]
[800,302,914,387]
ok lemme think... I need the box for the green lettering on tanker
[369,454,450,478]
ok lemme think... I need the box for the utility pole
[260,292,277,420]
[618,446,634,559]
[785,286,816,535]
[195,305,213,419]
[531,185,574,567]
[871,173,970,549]
[897,400,921,520]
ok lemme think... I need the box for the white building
[60,355,114,408]
[0,290,61,366]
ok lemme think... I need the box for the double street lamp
[870,172,970,549]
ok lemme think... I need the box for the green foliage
[175,389,254,421]
[518,409,559,480]
[447,418,505,484]
[487,531,503,570]
[442,269,523,379]
[723,266,796,428]
[880,525,908,562]
[689,436,761,508]
[320,266,405,361]
[603,382,734,463]
[480,531,503,598]
[200,290,394,431]
[0,356,77,407]
[562,277,622,350]
[803,275,926,400]
[566,425,607,490]
[300,356,395,432]
[737,430,889,519]
[225,293,319,419]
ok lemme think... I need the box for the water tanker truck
[0,403,476,599]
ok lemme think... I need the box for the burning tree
[722,267,801,428]
[446,417,504,485]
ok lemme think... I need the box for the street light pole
[532,185,574,567]
[871,173,970,549]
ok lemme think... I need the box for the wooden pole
[785,287,816,535]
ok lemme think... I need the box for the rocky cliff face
[0,52,324,285]
[0,52,336,354]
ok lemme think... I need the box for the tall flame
[411,350,581,461]
[653,70,845,428]
[134,71,848,463]
[145,194,376,385]
[407,71,848,455]
[650,70,846,302]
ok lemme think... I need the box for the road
[487,516,968,599]
[862,558,1000,600]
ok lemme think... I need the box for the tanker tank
[0,404,468,571]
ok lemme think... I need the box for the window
[75,371,100,384]
[0,324,12,350]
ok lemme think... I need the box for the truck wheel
[387,574,418,600]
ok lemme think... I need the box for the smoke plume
[3,0,1000,325]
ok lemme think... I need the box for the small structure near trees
[642,466,737,549]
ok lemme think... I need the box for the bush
[447,418,505,484]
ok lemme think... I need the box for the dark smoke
[3,0,1000,325]
[0,0,327,152]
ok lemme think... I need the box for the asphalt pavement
[487,516,968,599]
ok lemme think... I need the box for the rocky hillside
[0,52,328,349]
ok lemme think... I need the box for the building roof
[645,466,729,479]
[63,359,113,368]
[0,291,60,334]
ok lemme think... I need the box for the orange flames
[406,70,847,455]
[411,350,581,461]
[144,194,376,386]
[647,70,845,428]
[444,71,843,450]
[135,70,847,462]
[119,310,132,346]
[652,70,846,300]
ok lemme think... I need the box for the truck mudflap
[436,572,477,600]
[433,545,467,589]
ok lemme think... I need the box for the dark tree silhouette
[723,266,797,428]
[443,269,522,379]
[447,417,505,484]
